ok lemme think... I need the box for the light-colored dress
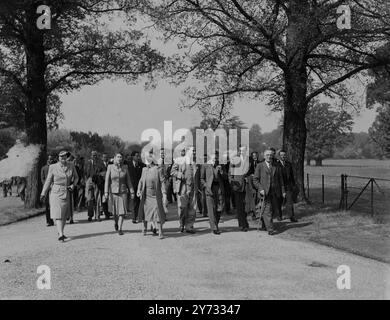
[41,162,79,220]
[104,164,133,217]
[137,166,165,223]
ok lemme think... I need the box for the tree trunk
[315,158,323,166]
[283,0,311,202]
[23,3,48,209]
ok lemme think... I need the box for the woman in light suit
[104,153,135,235]
[137,153,166,239]
[40,150,79,242]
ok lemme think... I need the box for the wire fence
[305,173,390,216]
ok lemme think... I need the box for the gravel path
[0,204,389,300]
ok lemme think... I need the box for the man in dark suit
[278,150,298,222]
[201,153,225,234]
[253,149,286,235]
[85,150,105,221]
[40,153,56,226]
[74,155,85,212]
[100,153,112,219]
[127,150,145,223]
[229,146,250,232]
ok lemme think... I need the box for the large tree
[0,0,164,207]
[367,43,390,158]
[141,0,390,200]
[368,105,390,158]
[306,102,353,166]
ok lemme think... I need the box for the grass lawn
[304,159,390,216]
[0,194,44,226]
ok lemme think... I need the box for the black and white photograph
[0,0,389,305]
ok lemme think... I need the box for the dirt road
[0,204,389,299]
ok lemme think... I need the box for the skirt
[109,192,128,216]
[50,190,72,220]
[143,193,161,222]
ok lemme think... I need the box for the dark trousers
[76,185,85,210]
[260,192,281,232]
[133,195,141,220]
[202,189,208,216]
[205,184,221,231]
[281,190,295,218]
[45,198,53,225]
[223,179,231,214]
[233,191,248,228]
[166,179,173,203]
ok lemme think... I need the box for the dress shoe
[152,228,158,235]
[142,229,147,236]
[180,226,184,233]
[268,230,277,235]
[118,230,124,236]
[276,216,283,221]
[290,217,298,222]
[58,235,67,242]
[46,222,54,227]
[158,233,164,239]
[259,227,267,231]
[88,217,92,222]
[132,219,137,224]
[243,227,249,232]
[212,230,221,235]
[69,220,74,224]
[114,222,119,231]
[186,229,196,234]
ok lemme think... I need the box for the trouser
[205,184,221,231]
[282,190,295,218]
[76,185,85,209]
[86,180,101,218]
[177,190,196,230]
[166,179,174,203]
[194,190,202,214]
[98,183,109,217]
[259,192,280,232]
[45,195,53,225]
[223,179,231,214]
[201,189,208,216]
[132,195,141,219]
[233,191,248,228]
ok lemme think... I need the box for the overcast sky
[59,78,377,143]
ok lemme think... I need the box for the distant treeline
[0,127,384,162]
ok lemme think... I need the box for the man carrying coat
[253,149,286,235]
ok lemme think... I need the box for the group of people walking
[0,176,26,200]
[39,145,299,242]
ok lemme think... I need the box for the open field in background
[304,159,390,218]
